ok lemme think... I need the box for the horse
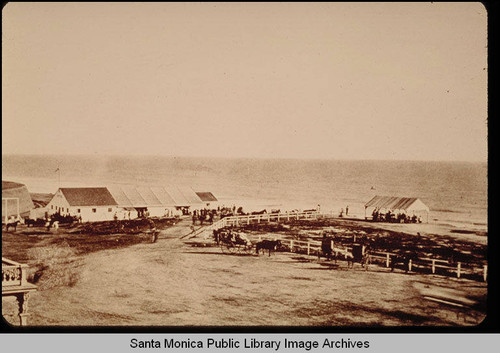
[390,254,413,273]
[25,218,37,227]
[255,239,282,256]
[25,218,46,228]
[251,209,267,215]
[347,245,371,270]
[5,220,20,232]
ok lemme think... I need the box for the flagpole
[55,167,60,189]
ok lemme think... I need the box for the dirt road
[3,219,486,326]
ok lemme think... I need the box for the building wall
[46,190,71,216]
[70,205,119,222]
[46,190,119,222]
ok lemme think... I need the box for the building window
[51,205,53,209]
[92,208,97,213]
[77,209,81,213]
[67,208,69,213]
[108,208,112,212]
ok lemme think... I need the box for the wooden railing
[189,211,321,238]
[2,257,38,326]
[2,258,28,287]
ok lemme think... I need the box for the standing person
[321,232,333,261]
[346,206,349,216]
[192,212,197,225]
[148,219,157,243]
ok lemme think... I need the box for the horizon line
[1,152,487,164]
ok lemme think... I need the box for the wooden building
[46,187,119,222]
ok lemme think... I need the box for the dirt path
[6,219,485,327]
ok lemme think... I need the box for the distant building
[46,187,119,222]
[364,195,430,222]
[2,181,34,222]
[45,185,217,222]
[195,192,218,208]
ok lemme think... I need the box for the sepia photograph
[2,2,488,328]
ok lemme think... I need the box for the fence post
[432,259,436,274]
[408,259,412,272]
[277,214,280,222]
[290,240,294,253]
[345,247,348,260]
[287,213,290,221]
[307,242,310,255]
[247,216,250,225]
[386,253,390,268]
[258,215,261,223]
[353,234,356,243]
[483,265,488,282]
[456,262,461,278]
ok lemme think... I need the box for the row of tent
[106,185,215,209]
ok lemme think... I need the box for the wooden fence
[253,237,488,282]
[188,212,487,282]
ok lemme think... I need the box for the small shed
[364,195,430,222]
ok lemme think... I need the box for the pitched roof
[136,187,162,206]
[164,186,190,206]
[120,186,147,207]
[150,186,176,206]
[60,187,117,207]
[107,185,134,207]
[178,187,204,204]
[2,181,34,217]
[2,181,26,190]
[195,192,218,202]
[365,195,429,212]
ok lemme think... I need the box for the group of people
[191,205,249,225]
[338,206,349,217]
[192,208,216,225]
[372,209,422,223]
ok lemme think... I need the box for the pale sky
[2,2,488,161]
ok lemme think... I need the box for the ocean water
[2,155,487,231]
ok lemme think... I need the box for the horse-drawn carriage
[213,228,253,254]
[320,236,371,269]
